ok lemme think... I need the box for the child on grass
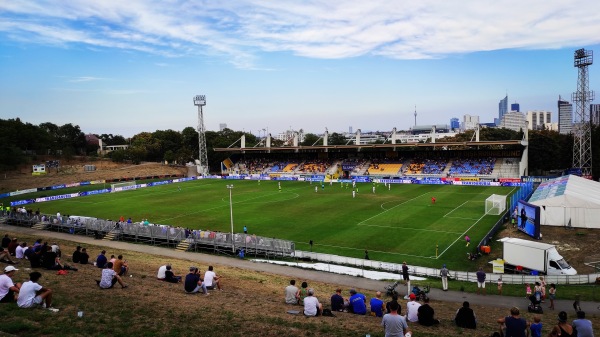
[548,284,556,310]
[497,277,503,295]
[530,315,542,337]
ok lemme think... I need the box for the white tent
[528,175,600,228]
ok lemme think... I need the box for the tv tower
[193,95,209,175]
[572,48,595,177]
[414,105,417,126]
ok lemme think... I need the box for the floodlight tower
[193,95,209,175]
[571,48,595,177]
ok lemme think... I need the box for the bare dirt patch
[0,158,187,193]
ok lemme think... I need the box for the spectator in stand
[348,288,367,315]
[184,267,208,295]
[0,266,21,303]
[164,265,181,283]
[72,246,82,264]
[418,297,440,326]
[370,291,385,317]
[303,288,322,317]
[203,266,222,291]
[406,293,421,323]
[96,262,127,289]
[455,301,477,329]
[96,250,107,268]
[571,311,594,337]
[284,280,299,305]
[80,248,90,264]
[331,288,346,312]
[17,271,54,310]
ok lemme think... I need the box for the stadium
[3,130,536,273]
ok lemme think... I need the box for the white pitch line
[443,200,469,218]
[312,243,437,259]
[358,191,431,226]
[436,213,487,259]
[444,216,481,221]
[357,224,463,235]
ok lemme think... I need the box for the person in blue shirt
[369,291,384,317]
[349,288,366,315]
[95,250,107,268]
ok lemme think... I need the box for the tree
[301,133,320,146]
[328,132,347,145]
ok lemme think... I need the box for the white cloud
[1,0,599,68]
[67,76,106,83]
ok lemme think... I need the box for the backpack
[322,309,336,317]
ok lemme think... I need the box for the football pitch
[30,179,516,269]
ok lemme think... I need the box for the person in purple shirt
[476,267,486,296]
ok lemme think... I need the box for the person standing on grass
[203,266,222,291]
[476,267,486,295]
[440,264,449,291]
[17,271,54,310]
[96,262,127,289]
[497,276,503,296]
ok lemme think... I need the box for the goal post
[485,194,507,215]
[111,180,137,192]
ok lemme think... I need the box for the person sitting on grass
[455,301,477,329]
[113,255,128,276]
[303,288,322,317]
[0,246,17,265]
[96,250,107,268]
[157,264,169,281]
[164,265,182,283]
[17,271,55,310]
[184,267,209,295]
[79,248,90,265]
[418,297,440,326]
[72,246,82,264]
[96,262,127,289]
[0,266,21,303]
[370,291,385,317]
[42,246,77,271]
[203,266,222,291]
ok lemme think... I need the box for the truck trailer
[500,237,577,275]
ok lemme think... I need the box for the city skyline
[1,1,600,137]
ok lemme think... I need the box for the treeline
[1,118,598,179]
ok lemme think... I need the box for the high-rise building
[450,117,460,130]
[511,103,520,112]
[463,114,480,130]
[501,111,527,132]
[219,123,228,131]
[591,104,600,125]
[526,111,552,130]
[558,96,573,134]
[498,95,508,126]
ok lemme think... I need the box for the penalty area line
[310,243,437,260]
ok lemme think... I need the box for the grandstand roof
[213,140,524,152]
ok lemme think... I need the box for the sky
[1,1,600,138]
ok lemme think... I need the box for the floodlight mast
[571,48,595,178]
[194,95,209,175]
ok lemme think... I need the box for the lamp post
[226,184,235,253]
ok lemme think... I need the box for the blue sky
[1,1,600,137]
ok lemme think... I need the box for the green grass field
[16,179,516,269]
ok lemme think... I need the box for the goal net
[111,180,136,192]
[485,194,507,215]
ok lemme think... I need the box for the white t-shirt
[15,246,26,259]
[204,270,216,287]
[17,280,43,308]
[157,265,167,279]
[303,296,320,316]
[406,301,421,322]
[0,275,14,300]
[99,269,117,288]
